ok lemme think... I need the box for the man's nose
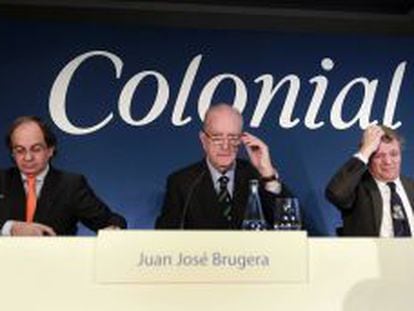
[23,151,34,161]
[383,155,392,164]
[220,139,232,150]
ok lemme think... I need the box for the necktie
[26,176,37,223]
[218,175,232,221]
[387,182,411,237]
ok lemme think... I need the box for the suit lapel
[4,168,26,221]
[232,161,249,225]
[190,161,241,228]
[192,163,223,220]
[401,176,414,213]
[366,175,383,234]
[188,160,251,228]
[34,168,58,223]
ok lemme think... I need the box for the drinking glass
[273,197,302,230]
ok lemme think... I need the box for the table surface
[0,235,413,311]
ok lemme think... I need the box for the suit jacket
[325,157,414,236]
[0,167,126,235]
[155,159,291,229]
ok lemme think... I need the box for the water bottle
[241,179,268,230]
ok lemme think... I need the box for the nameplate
[95,230,308,284]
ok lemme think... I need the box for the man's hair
[5,116,57,154]
[379,125,404,146]
[203,104,243,132]
[364,125,404,164]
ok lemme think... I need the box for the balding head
[203,104,243,134]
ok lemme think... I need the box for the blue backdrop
[1,18,414,235]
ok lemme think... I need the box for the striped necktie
[218,175,232,221]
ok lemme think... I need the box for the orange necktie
[26,176,37,223]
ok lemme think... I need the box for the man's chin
[380,174,399,182]
[217,162,234,171]
[21,168,39,176]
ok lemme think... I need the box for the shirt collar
[205,158,236,184]
[373,176,402,190]
[21,164,50,183]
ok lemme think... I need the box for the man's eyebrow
[13,142,44,149]
[210,133,240,136]
[31,143,45,147]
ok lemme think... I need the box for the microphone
[179,170,206,229]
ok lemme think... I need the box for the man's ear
[9,152,15,164]
[199,131,207,151]
[47,146,55,158]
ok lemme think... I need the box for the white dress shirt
[375,178,414,237]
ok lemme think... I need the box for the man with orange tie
[0,116,126,236]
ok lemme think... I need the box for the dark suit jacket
[155,159,292,229]
[325,157,414,236]
[0,167,126,235]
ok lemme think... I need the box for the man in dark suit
[326,125,414,237]
[0,116,126,236]
[155,104,291,229]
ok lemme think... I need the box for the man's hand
[241,132,278,178]
[360,125,384,159]
[11,221,56,236]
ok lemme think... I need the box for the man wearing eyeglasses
[0,116,127,236]
[155,104,291,229]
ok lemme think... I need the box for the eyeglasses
[12,144,48,158]
[203,130,241,148]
